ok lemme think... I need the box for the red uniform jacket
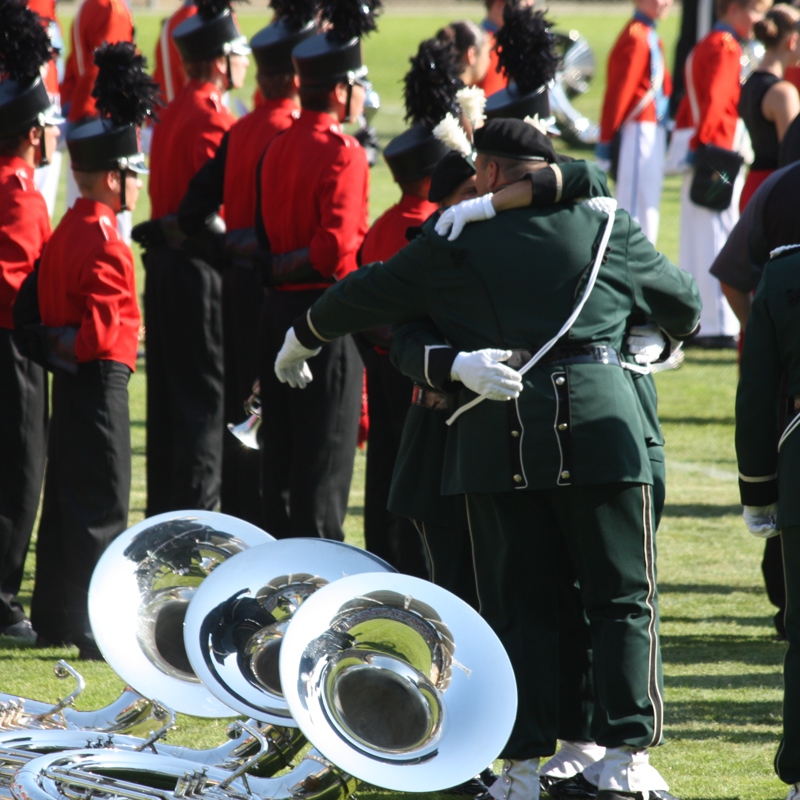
[676,28,742,151]
[259,110,369,283]
[27,0,60,96]
[149,80,236,218]
[224,96,298,230]
[38,198,140,370]
[0,157,51,330]
[61,0,134,122]
[152,1,197,106]
[599,18,672,143]
[361,194,438,264]
[477,29,506,98]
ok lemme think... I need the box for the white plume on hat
[433,113,473,158]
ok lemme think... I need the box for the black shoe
[547,773,598,799]
[480,769,497,788]
[443,775,490,796]
[596,792,679,800]
[0,620,37,643]
[77,644,104,661]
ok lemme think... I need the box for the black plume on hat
[495,4,558,95]
[269,0,317,26]
[0,0,53,84]
[196,0,246,22]
[403,37,462,128]
[319,0,382,43]
[93,42,160,127]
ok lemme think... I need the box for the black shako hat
[292,0,381,88]
[383,37,461,184]
[0,0,64,137]
[173,0,250,64]
[249,0,316,75]
[68,42,158,173]
[484,5,558,122]
[428,149,477,203]
[473,117,556,163]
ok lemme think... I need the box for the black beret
[428,150,477,204]
[473,117,556,163]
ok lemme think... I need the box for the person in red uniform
[477,0,509,97]
[152,0,197,107]
[133,0,249,518]
[174,0,316,527]
[675,0,769,346]
[356,36,458,577]
[31,42,156,659]
[255,0,379,540]
[0,0,63,643]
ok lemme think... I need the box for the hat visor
[42,105,65,127]
[228,37,251,56]
[126,153,149,175]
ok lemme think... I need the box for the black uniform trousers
[257,288,362,540]
[778,526,800,784]
[466,482,663,759]
[220,262,263,527]
[0,330,47,627]
[361,346,428,578]
[30,360,131,646]
[143,245,224,516]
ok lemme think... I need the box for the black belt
[506,345,620,369]
[412,386,454,411]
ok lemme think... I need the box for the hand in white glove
[435,194,496,241]
[450,349,523,400]
[743,504,779,538]
[274,327,321,389]
[627,323,667,365]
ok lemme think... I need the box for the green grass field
[0,6,789,800]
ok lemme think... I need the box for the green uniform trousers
[777,526,800,784]
[466,482,663,758]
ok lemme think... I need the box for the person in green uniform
[735,243,800,800]
[274,117,701,800]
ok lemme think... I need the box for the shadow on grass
[659,415,736,425]
[662,615,775,627]
[659,583,765,595]
[666,699,780,730]
[661,634,784,666]
[665,672,782,690]
[663,504,742,518]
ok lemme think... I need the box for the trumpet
[227,381,261,451]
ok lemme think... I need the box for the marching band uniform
[256,7,374,540]
[0,1,63,637]
[152,0,196,106]
[275,120,701,795]
[176,7,314,526]
[141,2,249,517]
[735,244,800,798]
[31,41,153,656]
[478,21,506,97]
[597,11,671,244]
[676,22,745,341]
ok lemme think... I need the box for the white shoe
[540,740,606,781]
[787,783,800,800]
[488,758,541,800]
[597,747,669,794]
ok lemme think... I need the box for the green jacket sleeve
[389,319,457,390]
[537,161,611,205]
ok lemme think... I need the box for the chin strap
[344,81,354,123]
[119,168,128,212]
[225,54,234,91]
[38,126,49,167]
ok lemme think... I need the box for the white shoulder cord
[445,197,619,426]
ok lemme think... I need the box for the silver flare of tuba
[227,381,261,451]
[0,661,156,734]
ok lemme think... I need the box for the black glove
[45,326,78,374]
[354,125,381,168]
[131,219,167,250]
[268,247,320,286]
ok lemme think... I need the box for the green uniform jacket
[736,246,800,528]
[296,201,701,494]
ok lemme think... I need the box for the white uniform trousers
[33,150,62,220]
[615,120,666,246]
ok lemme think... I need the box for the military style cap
[173,0,250,64]
[0,0,64,137]
[473,117,557,163]
[292,0,380,88]
[68,42,158,174]
[484,4,558,122]
[428,149,477,203]
[383,37,462,184]
[250,15,316,75]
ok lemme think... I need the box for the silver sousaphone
[88,511,274,718]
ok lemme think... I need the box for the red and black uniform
[61,0,134,123]
[0,157,50,630]
[257,109,369,540]
[152,1,196,106]
[27,0,60,100]
[178,95,299,526]
[358,194,436,577]
[33,198,139,648]
[477,24,505,97]
[145,80,235,516]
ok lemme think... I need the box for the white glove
[274,327,321,389]
[450,349,523,401]
[435,194,496,241]
[627,323,667,365]
[743,504,779,538]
